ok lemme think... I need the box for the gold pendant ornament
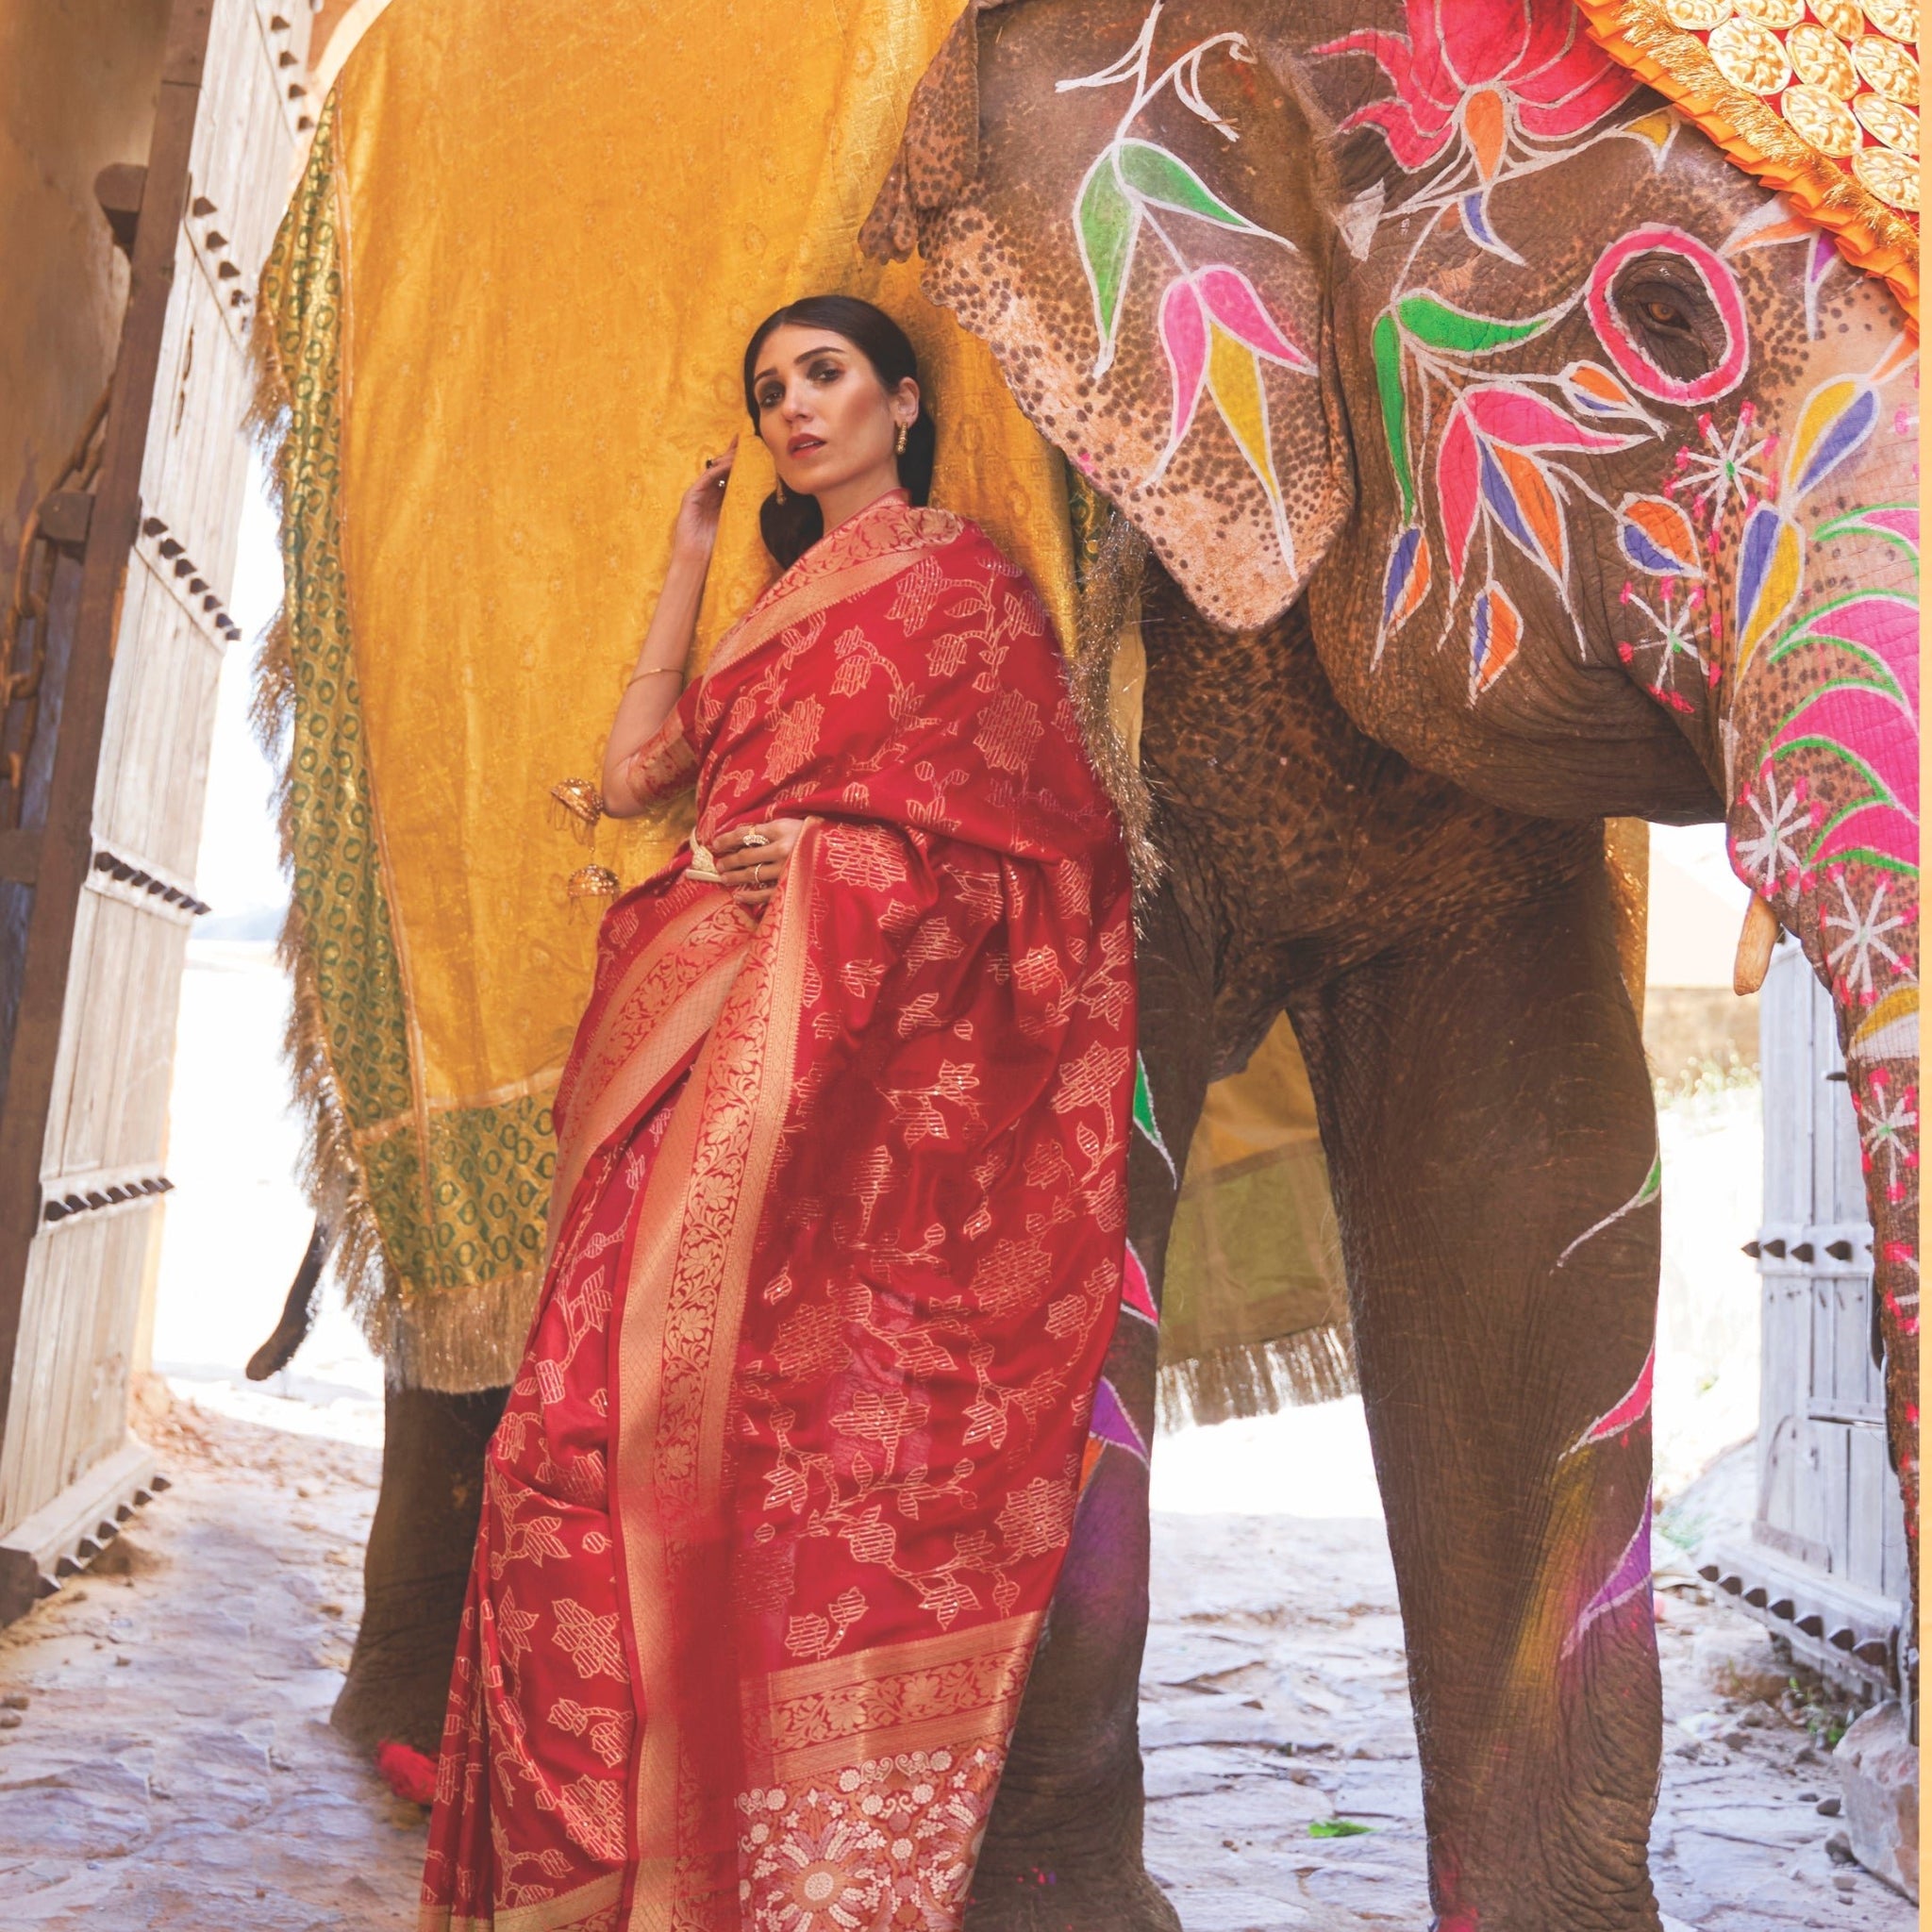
[548,775,606,846]
[1578,0,1920,328]
[564,863,622,908]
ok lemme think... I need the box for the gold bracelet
[625,665,684,690]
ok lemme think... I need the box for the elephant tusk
[1733,893,1780,996]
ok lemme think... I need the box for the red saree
[422,491,1135,1932]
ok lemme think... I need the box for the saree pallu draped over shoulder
[422,493,1136,1932]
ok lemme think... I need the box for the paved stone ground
[0,1397,1908,1929]
[1140,1513,1912,1930]
[0,1396,419,1929]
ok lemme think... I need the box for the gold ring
[755,862,769,888]
[741,829,770,848]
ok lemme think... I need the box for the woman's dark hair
[742,295,935,568]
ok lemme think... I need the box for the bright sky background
[193,459,288,930]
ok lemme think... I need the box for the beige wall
[0,0,170,573]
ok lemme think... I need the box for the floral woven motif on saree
[250,0,1077,1390]
[420,492,1134,1930]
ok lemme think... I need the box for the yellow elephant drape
[254,0,1076,1388]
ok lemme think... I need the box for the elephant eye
[1610,255,1724,388]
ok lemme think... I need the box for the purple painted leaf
[1617,494,1701,578]
[1457,192,1524,264]
[1558,360,1652,424]
[1463,384,1641,453]
[1154,277,1209,475]
[1561,1503,1652,1660]
[1089,1374,1149,1464]
[1438,404,1481,586]
[1735,506,1806,672]
[1381,525,1432,634]
[1193,265,1313,371]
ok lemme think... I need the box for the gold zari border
[419,1869,622,1932]
[745,1613,1042,1784]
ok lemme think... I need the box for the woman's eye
[809,361,841,384]
[758,389,781,409]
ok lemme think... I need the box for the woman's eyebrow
[754,344,851,386]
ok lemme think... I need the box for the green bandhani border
[251,98,549,1391]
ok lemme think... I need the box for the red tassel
[376,1739,439,1806]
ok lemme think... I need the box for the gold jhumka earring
[774,478,786,505]
[894,423,908,456]
[550,777,619,915]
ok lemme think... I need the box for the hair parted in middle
[741,294,936,569]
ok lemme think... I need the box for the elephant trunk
[1721,517,1920,1650]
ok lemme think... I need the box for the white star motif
[1731,773,1805,890]
[1823,875,1909,1002]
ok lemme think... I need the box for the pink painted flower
[1319,0,1636,179]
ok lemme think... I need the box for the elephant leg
[966,876,1213,1932]
[332,1384,508,1757]
[1290,841,1663,1932]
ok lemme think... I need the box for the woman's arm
[602,441,736,817]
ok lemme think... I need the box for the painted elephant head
[870,0,1919,1557]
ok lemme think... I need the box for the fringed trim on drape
[244,100,533,1394]
[245,207,405,1377]
[373,1267,541,1394]
[1067,483,1161,895]
[1158,1323,1357,1433]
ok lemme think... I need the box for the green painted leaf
[1636,1151,1661,1207]
[1396,292,1556,355]
[1117,138,1256,230]
[1309,1820,1374,1839]
[1077,152,1140,363]
[1372,313,1413,521]
[1132,1053,1174,1178]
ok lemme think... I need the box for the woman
[421,296,1135,1932]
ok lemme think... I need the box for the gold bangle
[625,665,684,690]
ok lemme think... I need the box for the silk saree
[421,492,1135,1932]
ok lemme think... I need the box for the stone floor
[1139,1512,1911,1930]
[0,1396,419,1929]
[0,1395,1908,1930]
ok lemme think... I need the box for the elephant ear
[864,0,1346,633]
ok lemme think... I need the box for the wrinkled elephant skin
[870,3,1918,1928]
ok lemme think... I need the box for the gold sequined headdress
[1576,0,1919,328]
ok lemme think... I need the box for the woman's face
[752,325,917,499]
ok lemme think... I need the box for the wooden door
[1749,941,1907,1691]
[0,0,313,1620]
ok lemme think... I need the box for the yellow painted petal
[1206,324,1277,503]
[1851,985,1919,1061]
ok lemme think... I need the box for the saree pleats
[424,494,1134,1930]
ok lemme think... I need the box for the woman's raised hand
[671,439,738,566]
[713,819,803,915]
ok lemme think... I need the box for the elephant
[294,2,1919,1927]
[846,2,1919,1928]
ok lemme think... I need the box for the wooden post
[0,0,217,1454]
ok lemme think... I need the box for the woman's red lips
[787,434,824,456]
